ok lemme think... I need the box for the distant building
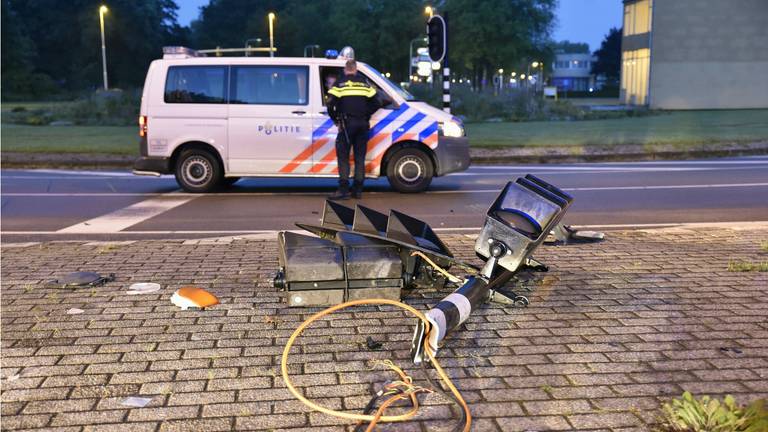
[550,53,597,92]
[621,0,768,109]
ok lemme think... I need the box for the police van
[133,46,470,193]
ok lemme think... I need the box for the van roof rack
[162,46,277,59]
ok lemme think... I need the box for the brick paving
[1,226,767,431]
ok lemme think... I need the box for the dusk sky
[176,0,623,52]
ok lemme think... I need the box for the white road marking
[56,194,200,234]
[4,182,768,198]
[4,220,768,236]
[29,169,139,177]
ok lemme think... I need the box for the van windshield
[364,65,415,101]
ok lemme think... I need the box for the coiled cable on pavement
[280,298,471,431]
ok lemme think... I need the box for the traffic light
[426,15,446,63]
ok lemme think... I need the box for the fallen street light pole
[412,174,574,361]
[278,174,603,430]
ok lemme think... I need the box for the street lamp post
[304,44,320,57]
[268,12,276,58]
[408,37,427,81]
[527,61,543,91]
[244,38,263,56]
[98,5,108,90]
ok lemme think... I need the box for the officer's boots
[351,184,363,199]
[329,187,351,200]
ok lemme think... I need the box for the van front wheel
[175,149,223,193]
[386,147,434,193]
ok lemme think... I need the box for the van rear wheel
[175,149,223,193]
[386,147,433,193]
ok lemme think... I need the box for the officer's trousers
[336,118,369,192]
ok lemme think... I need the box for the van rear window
[165,66,227,104]
[230,66,309,105]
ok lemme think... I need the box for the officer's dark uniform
[326,72,381,199]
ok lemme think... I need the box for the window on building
[230,66,309,105]
[621,48,650,105]
[624,0,652,36]
[164,66,228,104]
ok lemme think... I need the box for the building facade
[550,53,597,92]
[621,0,768,109]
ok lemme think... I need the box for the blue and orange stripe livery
[278,103,439,175]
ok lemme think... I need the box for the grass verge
[1,124,137,155]
[2,108,767,157]
[466,109,768,148]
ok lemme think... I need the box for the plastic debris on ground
[6,374,21,381]
[46,271,115,288]
[126,282,162,295]
[170,287,219,310]
[66,308,85,315]
[120,396,153,408]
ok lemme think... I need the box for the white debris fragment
[126,282,161,295]
[66,308,85,315]
[121,396,153,408]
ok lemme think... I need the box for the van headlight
[439,120,464,138]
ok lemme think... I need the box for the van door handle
[320,110,328,115]
[291,110,306,115]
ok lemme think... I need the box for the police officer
[326,59,382,200]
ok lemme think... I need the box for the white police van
[133,46,470,193]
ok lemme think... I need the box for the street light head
[532,61,539,68]
[498,68,504,74]
[268,12,276,21]
[425,6,433,16]
[511,72,516,77]
[100,5,108,13]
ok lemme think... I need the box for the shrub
[3,90,140,126]
[654,392,768,432]
[62,90,140,126]
[407,83,650,122]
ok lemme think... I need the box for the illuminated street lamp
[408,37,427,80]
[268,12,276,58]
[98,5,109,90]
[511,71,517,77]
[498,68,504,74]
[532,61,540,68]
[425,6,434,18]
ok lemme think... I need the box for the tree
[1,0,58,99]
[592,27,622,85]
[7,0,184,91]
[551,40,589,54]
[190,0,423,82]
[445,0,557,89]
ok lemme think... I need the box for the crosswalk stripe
[56,194,199,234]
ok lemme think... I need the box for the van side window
[164,66,227,104]
[230,66,309,105]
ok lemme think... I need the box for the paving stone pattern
[2,227,767,431]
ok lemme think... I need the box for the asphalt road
[2,156,767,242]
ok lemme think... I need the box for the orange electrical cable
[280,298,471,431]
